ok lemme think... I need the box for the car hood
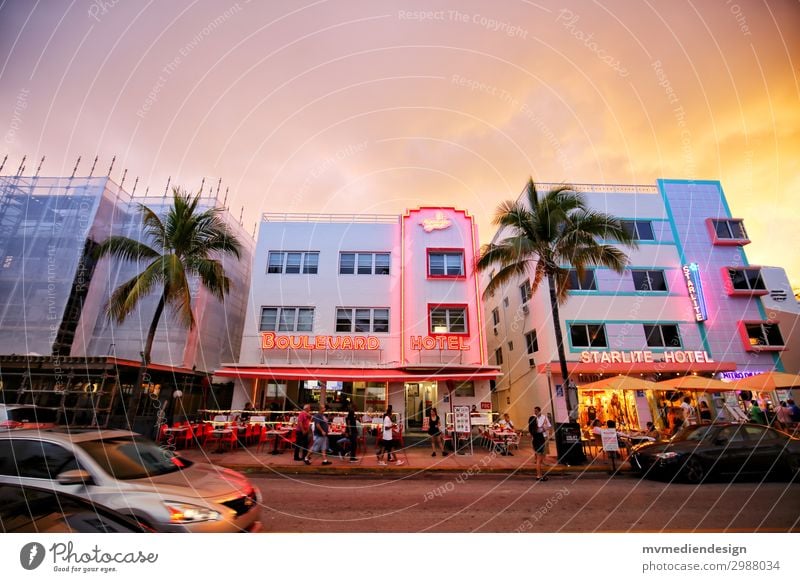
[124,462,252,501]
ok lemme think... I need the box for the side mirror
[56,469,93,486]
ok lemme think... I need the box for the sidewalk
[179,437,622,477]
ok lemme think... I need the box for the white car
[0,428,262,532]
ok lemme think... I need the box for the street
[252,473,800,533]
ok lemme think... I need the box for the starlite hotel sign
[682,262,708,322]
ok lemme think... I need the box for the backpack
[527,415,538,436]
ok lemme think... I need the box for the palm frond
[94,236,159,263]
[137,204,167,252]
[162,253,195,328]
[189,257,230,301]
[482,260,530,298]
[106,260,164,323]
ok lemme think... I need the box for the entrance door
[405,382,438,429]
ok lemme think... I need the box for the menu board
[453,405,471,434]
[600,429,619,452]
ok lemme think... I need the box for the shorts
[532,433,546,454]
[310,435,328,453]
[380,439,394,453]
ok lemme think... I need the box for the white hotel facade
[217,208,500,429]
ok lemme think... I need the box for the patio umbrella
[732,371,800,391]
[655,376,733,392]
[577,375,659,391]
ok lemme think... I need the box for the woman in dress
[428,408,447,457]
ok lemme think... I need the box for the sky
[1,0,798,284]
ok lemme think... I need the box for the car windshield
[78,437,189,480]
[670,425,717,443]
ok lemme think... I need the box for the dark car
[0,405,58,431]
[0,483,148,533]
[629,422,800,484]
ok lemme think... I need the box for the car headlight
[163,501,222,524]
[655,452,680,460]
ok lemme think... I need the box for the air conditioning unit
[528,358,535,367]
[522,304,529,314]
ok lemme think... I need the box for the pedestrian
[645,421,661,441]
[748,400,767,425]
[305,405,332,465]
[698,401,712,423]
[345,403,359,462]
[239,402,254,423]
[776,401,792,430]
[788,399,800,422]
[680,397,697,426]
[428,408,446,457]
[294,404,311,461]
[377,405,403,466]
[499,413,514,429]
[528,406,552,481]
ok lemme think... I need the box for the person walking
[345,403,359,462]
[680,397,698,426]
[528,406,552,481]
[305,405,332,465]
[294,404,311,461]
[377,405,403,466]
[428,408,446,457]
[748,400,768,425]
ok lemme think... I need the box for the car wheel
[682,457,706,484]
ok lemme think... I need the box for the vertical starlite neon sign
[682,262,708,322]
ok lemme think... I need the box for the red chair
[156,423,169,445]
[255,427,270,453]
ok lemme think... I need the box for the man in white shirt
[529,406,552,481]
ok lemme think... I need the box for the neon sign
[580,350,714,364]
[420,211,452,232]
[261,332,380,350]
[409,335,470,351]
[682,263,708,322]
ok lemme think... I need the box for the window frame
[427,249,465,279]
[643,324,682,348]
[338,252,391,276]
[620,220,655,241]
[494,347,504,366]
[259,306,315,332]
[724,267,767,296]
[706,218,750,246]
[267,251,320,275]
[525,330,539,354]
[334,307,390,334]
[428,304,469,335]
[567,269,598,291]
[569,323,608,348]
[491,307,500,326]
[631,269,668,292]
[739,320,785,352]
[519,280,532,303]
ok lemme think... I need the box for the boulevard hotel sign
[261,332,469,351]
[579,350,714,364]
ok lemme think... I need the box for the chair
[155,423,169,445]
[219,424,239,451]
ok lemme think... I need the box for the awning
[214,365,501,382]
[577,375,659,391]
[656,376,735,392]
[538,360,737,375]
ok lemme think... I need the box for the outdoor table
[210,428,233,453]
[488,429,517,455]
[264,429,290,454]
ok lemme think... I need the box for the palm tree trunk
[126,292,167,430]
[547,275,578,420]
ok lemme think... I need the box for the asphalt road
[252,473,800,533]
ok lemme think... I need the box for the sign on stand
[601,428,619,473]
[453,405,473,456]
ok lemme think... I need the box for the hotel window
[643,324,681,348]
[491,307,500,326]
[259,307,314,332]
[267,251,319,274]
[495,347,504,365]
[430,306,467,334]
[620,220,655,241]
[525,330,539,354]
[744,322,784,348]
[454,381,475,397]
[569,323,608,348]
[339,252,391,275]
[428,251,464,277]
[519,280,532,303]
[335,308,390,333]
[712,219,748,240]
[728,268,766,291]
[567,269,597,291]
[631,270,667,291]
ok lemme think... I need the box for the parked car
[0,404,58,431]
[0,483,149,533]
[629,422,800,484]
[0,428,262,532]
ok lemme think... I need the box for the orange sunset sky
[1,1,798,284]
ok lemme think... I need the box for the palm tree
[95,188,243,427]
[477,178,637,423]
